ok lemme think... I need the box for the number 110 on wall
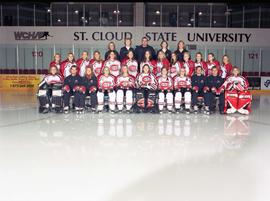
[248,53,259,59]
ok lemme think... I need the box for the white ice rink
[0,92,270,201]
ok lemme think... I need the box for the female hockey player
[223,66,251,114]
[49,53,61,70]
[76,51,90,77]
[157,40,172,61]
[181,52,195,77]
[169,52,181,78]
[104,41,120,60]
[37,65,63,113]
[60,52,77,78]
[103,50,121,78]
[62,65,85,114]
[174,40,188,62]
[135,64,158,113]
[139,50,157,73]
[173,67,192,114]
[116,65,136,113]
[121,50,138,77]
[81,65,98,112]
[203,66,225,115]
[89,51,104,77]
[157,67,173,113]
[220,55,233,79]
[206,53,221,76]
[155,51,170,77]
[191,66,206,114]
[194,52,208,75]
[97,66,116,112]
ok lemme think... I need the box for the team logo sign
[14,31,53,40]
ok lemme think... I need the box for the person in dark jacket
[157,40,172,61]
[174,40,188,62]
[82,65,98,112]
[62,65,85,114]
[104,42,120,60]
[204,66,225,114]
[119,38,134,61]
[134,37,156,63]
[191,66,206,113]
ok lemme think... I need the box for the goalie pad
[237,91,252,114]
[147,91,156,108]
[225,90,238,114]
[136,91,145,109]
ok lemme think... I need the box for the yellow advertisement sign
[0,74,42,91]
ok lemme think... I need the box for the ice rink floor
[0,91,270,201]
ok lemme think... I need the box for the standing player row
[51,50,232,80]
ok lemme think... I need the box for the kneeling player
[157,67,173,113]
[191,66,206,113]
[204,66,225,114]
[62,65,85,114]
[82,65,98,112]
[37,65,63,113]
[173,68,192,113]
[223,67,251,114]
[135,64,158,113]
[116,65,135,113]
[97,67,116,112]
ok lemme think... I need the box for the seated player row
[51,50,232,80]
[37,63,251,115]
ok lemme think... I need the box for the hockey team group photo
[38,37,252,115]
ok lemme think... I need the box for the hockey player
[49,53,61,70]
[97,66,116,112]
[104,41,120,60]
[103,50,121,77]
[62,65,85,114]
[174,40,188,62]
[206,53,221,76]
[116,65,136,113]
[89,51,104,77]
[204,66,225,115]
[119,38,134,61]
[60,52,77,78]
[81,65,98,112]
[76,51,90,77]
[157,67,173,113]
[220,55,233,79]
[121,50,138,77]
[135,64,158,113]
[181,52,195,77]
[154,51,170,77]
[139,50,157,73]
[157,40,172,61]
[191,66,206,113]
[173,67,192,114]
[223,67,251,114]
[37,65,63,113]
[169,52,181,78]
[194,52,208,75]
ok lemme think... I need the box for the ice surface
[0,92,270,201]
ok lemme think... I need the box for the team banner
[0,74,42,91]
[0,26,269,47]
[261,77,270,90]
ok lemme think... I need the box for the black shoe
[42,108,49,114]
[219,110,225,114]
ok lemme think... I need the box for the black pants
[63,91,85,108]
[86,91,98,108]
[204,92,225,111]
